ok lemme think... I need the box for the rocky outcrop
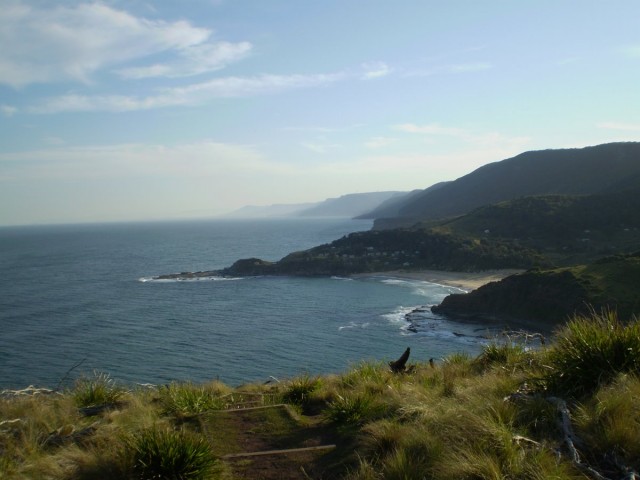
[431,270,592,326]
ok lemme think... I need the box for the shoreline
[350,269,524,291]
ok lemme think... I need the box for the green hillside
[371,142,640,229]
[215,183,640,280]
[220,228,546,277]
[432,252,640,325]
[430,185,640,265]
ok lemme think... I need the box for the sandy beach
[351,269,523,291]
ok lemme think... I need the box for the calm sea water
[0,218,489,389]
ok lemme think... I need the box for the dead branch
[547,396,611,480]
[389,347,411,373]
[56,357,87,391]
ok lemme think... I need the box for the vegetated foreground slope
[2,312,639,479]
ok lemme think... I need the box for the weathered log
[547,396,611,480]
[389,347,410,373]
[78,402,121,417]
[44,423,98,448]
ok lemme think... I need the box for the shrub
[282,375,322,406]
[574,374,640,470]
[339,361,388,388]
[326,393,385,429]
[473,342,530,372]
[128,427,217,480]
[543,311,640,397]
[73,372,125,408]
[381,446,433,480]
[159,383,226,415]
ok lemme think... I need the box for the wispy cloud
[283,124,365,133]
[30,72,345,113]
[395,123,465,136]
[362,61,392,79]
[395,122,530,151]
[0,1,251,87]
[115,41,252,79]
[620,45,640,58]
[300,141,341,154]
[0,141,268,180]
[597,121,640,132]
[1,105,17,116]
[364,136,396,149]
[404,62,491,77]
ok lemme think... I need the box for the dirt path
[197,405,339,479]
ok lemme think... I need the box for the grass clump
[4,312,640,480]
[72,371,126,408]
[281,375,322,406]
[159,382,228,415]
[127,427,218,480]
[326,392,386,429]
[543,310,640,397]
[574,374,640,470]
[473,341,532,372]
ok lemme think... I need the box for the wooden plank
[217,403,288,413]
[222,444,336,459]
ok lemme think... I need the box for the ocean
[0,218,491,390]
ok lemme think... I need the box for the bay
[0,218,488,389]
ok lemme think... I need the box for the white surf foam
[138,276,243,283]
[338,321,370,331]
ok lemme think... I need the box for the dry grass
[1,311,638,479]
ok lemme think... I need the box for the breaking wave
[138,276,243,283]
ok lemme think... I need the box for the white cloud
[597,121,640,132]
[362,61,392,79]
[300,141,342,154]
[42,135,65,146]
[283,124,365,133]
[0,136,538,225]
[364,136,396,149]
[404,62,491,77]
[0,141,269,181]
[1,105,17,116]
[620,45,640,58]
[30,72,346,113]
[0,1,251,87]
[395,122,530,153]
[395,123,466,136]
[115,41,252,79]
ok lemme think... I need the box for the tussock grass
[326,392,387,430]
[473,341,533,372]
[281,375,322,406]
[543,310,640,397]
[72,371,126,408]
[126,427,218,480]
[574,374,640,470]
[2,311,638,480]
[159,381,231,415]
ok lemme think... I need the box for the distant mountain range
[168,141,640,327]
[224,191,406,219]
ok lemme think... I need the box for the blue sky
[1,0,639,225]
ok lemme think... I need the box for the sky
[1,1,639,226]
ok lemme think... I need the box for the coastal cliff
[432,253,640,325]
